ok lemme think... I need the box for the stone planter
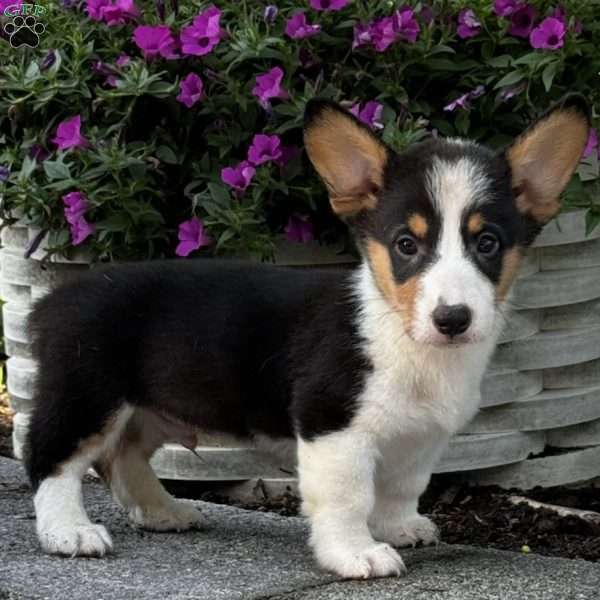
[3,209,600,489]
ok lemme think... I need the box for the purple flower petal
[252,67,288,109]
[247,134,282,165]
[0,166,10,183]
[493,0,521,17]
[309,0,349,12]
[285,12,321,40]
[180,5,223,57]
[63,191,94,246]
[583,128,599,159]
[508,4,537,38]
[133,25,179,59]
[176,73,204,108]
[457,9,481,39]
[175,217,211,257]
[285,215,314,243]
[530,17,566,50]
[52,115,90,151]
[221,160,256,191]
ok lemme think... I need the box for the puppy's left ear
[506,94,590,229]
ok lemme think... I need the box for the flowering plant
[0,0,598,262]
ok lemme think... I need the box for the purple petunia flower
[133,25,178,59]
[285,11,321,39]
[264,5,278,23]
[0,166,9,183]
[40,50,56,70]
[550,5,566,23]
[285,214,314,243]
[530,17,566,50]
[352,22,372,49]
[176,217,211,257]
[63,192,95,246]
[221,160,256,192]
[29,144,49,162]
[420,5,434,25]
[52,115,90,151]
[247,134,282,165]
[86,0,140,26]
[508,4,537,38]
[497,82,526,102]
[180,5,223,57]
[252,67,288,109]
[457,9,481,39]
[176,73,204,108]
[393,6,420,43]
[444,86,485,112]
[115,53,131,67]
[0,0,22,13]
[370,17,396,52]
[310,0,349,11]
[274,145,301,168]
[493,0,521,17]
[350,101,384,130]
[583,128,599,159]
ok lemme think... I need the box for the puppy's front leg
[297,433,406,579]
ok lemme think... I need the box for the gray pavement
[1,457,598,600]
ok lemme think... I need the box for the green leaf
[216,228,236,249]
[43,160,71,181]
[156,145,178,164]
[585,209,600,235]
[542,62,559,92]
[494,71,525,89]
[487,55,512,68]
[208,182,231,207]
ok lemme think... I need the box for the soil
[0,389,13,458]
[1,404,599,562]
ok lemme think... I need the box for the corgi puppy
[25,95,589,578]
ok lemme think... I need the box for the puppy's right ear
[303,99,389,218]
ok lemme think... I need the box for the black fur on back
[25,259,372,488]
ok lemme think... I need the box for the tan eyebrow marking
[467,212,485,235]
[407,213,428,239]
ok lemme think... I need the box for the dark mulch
[0,390,13,458]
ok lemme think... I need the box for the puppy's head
[304,96,589,346]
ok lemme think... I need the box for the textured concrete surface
[2,457,600,600]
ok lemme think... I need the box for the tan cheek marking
[467,212,484,235]
[496,247,523,301]
[408,214,428,239]
[367,239,419,331]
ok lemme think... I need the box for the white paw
[129,500,203,532]
[38,523,113,557]
[316,542,407,579]
[374,515,440,548]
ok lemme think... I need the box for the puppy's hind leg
[27,401,133,557]
[98,408,203,532]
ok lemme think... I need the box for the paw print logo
[3,15,46,49]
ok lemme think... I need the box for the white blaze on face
[411,156,497,344]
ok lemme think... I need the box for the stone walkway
[1,457,598,600]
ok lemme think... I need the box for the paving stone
[546,418,600,448]
[511,266,600,309]
[532,209,600,247]
[464,384,600,433]
[540,237,600,271]
[3,303,30,344]
[0,224,29,249]
[463,446,600,489]
[543,358,600,389]
[0,281,31,305]
[480,369,542,408]
[541,298,600,331]
[491,326,600,371]
[2,457,600,600]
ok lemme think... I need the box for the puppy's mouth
[412,331,484,347]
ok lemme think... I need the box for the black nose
[432,304,472,337]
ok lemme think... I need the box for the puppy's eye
[477,232,500,257]
[396,235,418,256]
